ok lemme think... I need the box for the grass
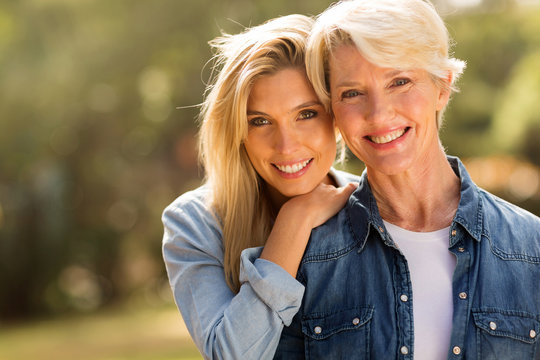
[0,303,202,360]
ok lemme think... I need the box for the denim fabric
[162,168,359,360]
[275,157,540,360]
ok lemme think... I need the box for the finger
[339,182,358,195]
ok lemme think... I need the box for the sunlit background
[0,0,539,359]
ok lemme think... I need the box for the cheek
[333,103,359,127]
[403,86,442,118]
[334,111,361,139]
[243,135,265,166]
[313,120,337,147]
[407,98,437,126]
[319,126,338,163]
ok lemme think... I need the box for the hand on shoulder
[282,182,358,229]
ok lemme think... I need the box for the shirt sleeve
[161,190,305,360]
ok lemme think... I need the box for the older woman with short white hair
[274,1,540,359]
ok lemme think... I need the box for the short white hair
[307,0,466,128]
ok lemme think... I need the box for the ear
[436,72,452,111]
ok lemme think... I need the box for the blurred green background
[0,0,539,359]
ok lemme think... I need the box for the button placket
[449,226,472,359]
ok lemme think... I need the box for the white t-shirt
[383,220,456,360]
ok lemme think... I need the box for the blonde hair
[307,0,466,128]
[198,15,313,292]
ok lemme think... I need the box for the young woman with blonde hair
[162,14,358,359]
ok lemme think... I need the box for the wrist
[278,199,316,230]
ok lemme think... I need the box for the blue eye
[248,117,270,127]
[394,78,410,87]
[298,110,317,120]
[341,90,360,99]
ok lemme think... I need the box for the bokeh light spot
[107,200,138,232]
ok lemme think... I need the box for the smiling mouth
[273,159,313,174]
[367,127,410,144]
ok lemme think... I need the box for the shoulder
[303,208,361,263]
[330,167,361,187]
[162,184,223,248]
[303,169,368,261]
[480,188,540,230]
[163,185,213,221]
[164,185,210,213]
[479,188,540,261]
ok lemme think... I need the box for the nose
[365,92,394,123]
[273,123,300,154]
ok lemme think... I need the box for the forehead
[328,45,386,81]
[247,68,318,109]
[328,44,383,71]
[328,44,430,85]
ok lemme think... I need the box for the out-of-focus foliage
[0,0,538,321]
[441,4,540,162]
[0,0,347,322]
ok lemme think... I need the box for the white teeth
[275,159,311,174]
[369,128,406,144]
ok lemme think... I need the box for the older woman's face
[329,45,450,175]
[244,68,336,199]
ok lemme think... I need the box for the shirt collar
[449,156,483,243]
[346,156,483,249]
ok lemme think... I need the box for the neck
[367,151,460,232]
[266,186,290,215]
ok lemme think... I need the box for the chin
[279,184,313,198]
[365,154,415,176]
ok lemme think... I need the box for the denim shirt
[275,157,540,360]
[162,168,359,360]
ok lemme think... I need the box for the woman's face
[329,45,450,176]
[244,68,336,200]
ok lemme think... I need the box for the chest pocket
[301,307,373,360]
[472,308,540,359]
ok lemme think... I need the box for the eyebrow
[290,100,322,113]
[334,80,360,89]
[334,70,408,88]
[246,100,322,116]
[246,110,267,116]
[385,70,407,79]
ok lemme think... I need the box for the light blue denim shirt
[162,168,360,360]
[275,156,540,360]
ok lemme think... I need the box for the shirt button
[451,229,457,236]
[489,321,497,330]
[458,247,465,252]
[400,346,409,355]
[314,326,322,334]
[379,226,385,233]
[453,346,461,355]
[459,292,467,300]
[530,329,537,338]
[400,294,408,302]
[352,317,360,325]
